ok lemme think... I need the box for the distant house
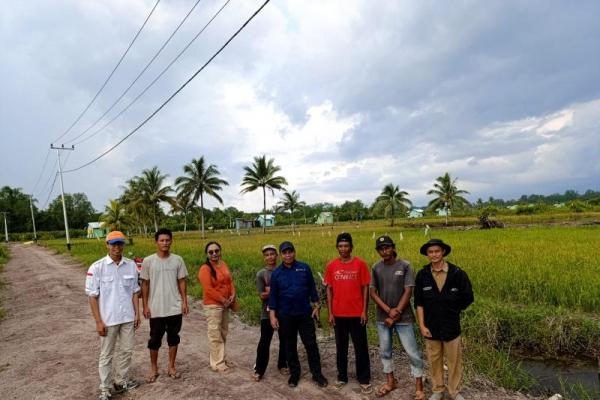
[408,208,424,218]
[86,222,109,239]
[315,211,334,225]
[553,203,565,208]
[234,218,254,231]
[506,205,519,211]
[255,214,276,228]
[436,208,450,217]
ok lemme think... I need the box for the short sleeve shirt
[324,257,370,317]
[85,256,140,327]
[256,267,274,320]
[371,259,415,323]
[140,253,188,318]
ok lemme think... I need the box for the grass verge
[0,244,9,319]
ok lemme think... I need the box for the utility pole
[1,212,8,242]
[51,144,75,250]
[29,195,37,242]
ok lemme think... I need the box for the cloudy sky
[1,0,599,213]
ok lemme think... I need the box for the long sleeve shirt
[198,261,235,306]
[268,260,319,317]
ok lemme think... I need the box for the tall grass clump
[0,244,9,319]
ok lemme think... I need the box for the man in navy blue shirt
[269,241,328,388]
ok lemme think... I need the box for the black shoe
[288,376,299,388]
[312,375,328,388]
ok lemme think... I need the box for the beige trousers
[425,336,463,398]
[204,305,229,371]
[98,321,135,393]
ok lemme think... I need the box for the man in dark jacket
[414,239,473,400]
[268,241,328,389]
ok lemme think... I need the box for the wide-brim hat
[419,238,451,256]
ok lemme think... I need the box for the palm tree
[101,199,128,231]
[171,192,195,233]
[175,157,228,239]
[277,190,306,232]
[376,184,412,227]
[240,155,288,233]
[427,172,470,225]
[120,177,151,235]
[138,166,174,232]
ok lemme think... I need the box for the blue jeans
[376,322,424,377]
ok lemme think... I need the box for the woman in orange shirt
[198,241,237,372]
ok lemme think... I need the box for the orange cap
[106,231,126,244]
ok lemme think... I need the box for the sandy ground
[0,243,536,400]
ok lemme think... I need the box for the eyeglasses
[207,249,220,255]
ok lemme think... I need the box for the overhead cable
[64,0,270,173]
[65,0,203,145]
[52,0,161,144]
[73,0,231,146]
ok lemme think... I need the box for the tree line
[2,155,598,237]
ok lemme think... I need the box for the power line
[36,159,58,199]
[30,148,51,194]
[42,172,59,209]
[52,0,161,144]
[65,0,203,145]
[72,0,232,147]
[64,0,271,174]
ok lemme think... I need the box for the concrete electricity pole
[51,144,75,250]
[29,195,37,242]
[1,212,8,242]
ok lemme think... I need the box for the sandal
[415,389,425,400]
[375,383,396,398]
[168,370,181,379]
[252,372,262,382]
[146,372,160,383]
[361,383,373,394]
[333,380,347,389]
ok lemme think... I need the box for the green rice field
[42,223,600,391]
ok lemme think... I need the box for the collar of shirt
[104,254,126,267]
[431,263,448,273]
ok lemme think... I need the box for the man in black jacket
[414,239,473,400]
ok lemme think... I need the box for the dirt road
[0,244,534,399]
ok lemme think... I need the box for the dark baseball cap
[375,235,395,249]
[279,241,295,253]
[336,232,353,246]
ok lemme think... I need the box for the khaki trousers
[425,336,462,398]
[98,321,135,393]
[204,305,229,371]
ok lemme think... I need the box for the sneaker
[98,392,111,400]
[288,376,299,388]
[429,393,444,400]
[312,375,328,388]
[114,379,140,393]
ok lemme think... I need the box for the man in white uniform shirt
[85,231,141,400]
[141,228,189,382]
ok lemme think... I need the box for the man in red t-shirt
[325,232,372,394]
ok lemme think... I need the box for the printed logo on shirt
[394,270,404,276]
[86,272,93,276]
[451,287,459,292]
[333,269,359,281]
[423,286,433,291]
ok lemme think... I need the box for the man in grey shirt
[252,244,288,381]
[141,228,188,382]
[370,235,424,399]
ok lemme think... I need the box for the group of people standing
[252,233,474,400]
[85,228,473,400]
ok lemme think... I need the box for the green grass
[41,223,600,393]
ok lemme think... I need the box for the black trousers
[254,318,287,376]
[334,316,371,384]
[279,314,323,381]
[148,314,182,350]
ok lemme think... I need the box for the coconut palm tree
[277,190,306,232]
[138,166,174,232]
[101,199,128,231]
[120,177,151,235]
[376,184,412,227]
[171,192,195,233]
[427,172,470,225]
[240,155,288,233]
[175,157,228,239]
